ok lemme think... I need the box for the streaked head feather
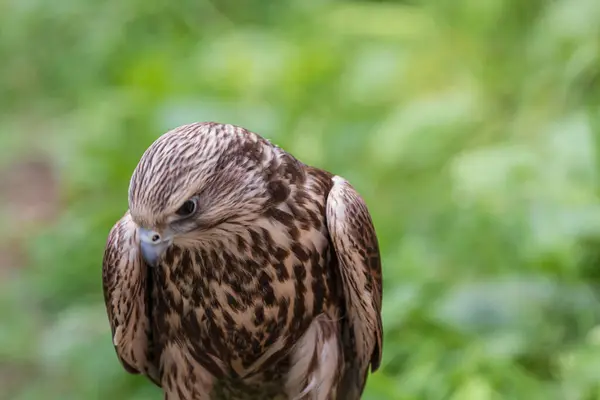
[128,122,274,243]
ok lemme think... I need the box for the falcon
[102,122,383,399]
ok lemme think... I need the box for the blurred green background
[1,0,600,399]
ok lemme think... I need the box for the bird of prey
[102,122,383,399]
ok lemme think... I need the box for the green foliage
[1,0,600,398]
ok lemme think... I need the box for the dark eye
[175,198,197,217]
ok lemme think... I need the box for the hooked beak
[138,227,173,267]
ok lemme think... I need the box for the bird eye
[175,198,197,217]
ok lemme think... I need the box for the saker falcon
[102,122,383,399]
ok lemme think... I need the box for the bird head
[127,122,274,266]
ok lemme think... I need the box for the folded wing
[102,211,160,386]
[326,176,383,397]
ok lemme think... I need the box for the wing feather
[102,211,160,386]
[326,176,383,388]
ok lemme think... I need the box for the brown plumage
[102,122,383,399]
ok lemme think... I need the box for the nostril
[151,234,161,242]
